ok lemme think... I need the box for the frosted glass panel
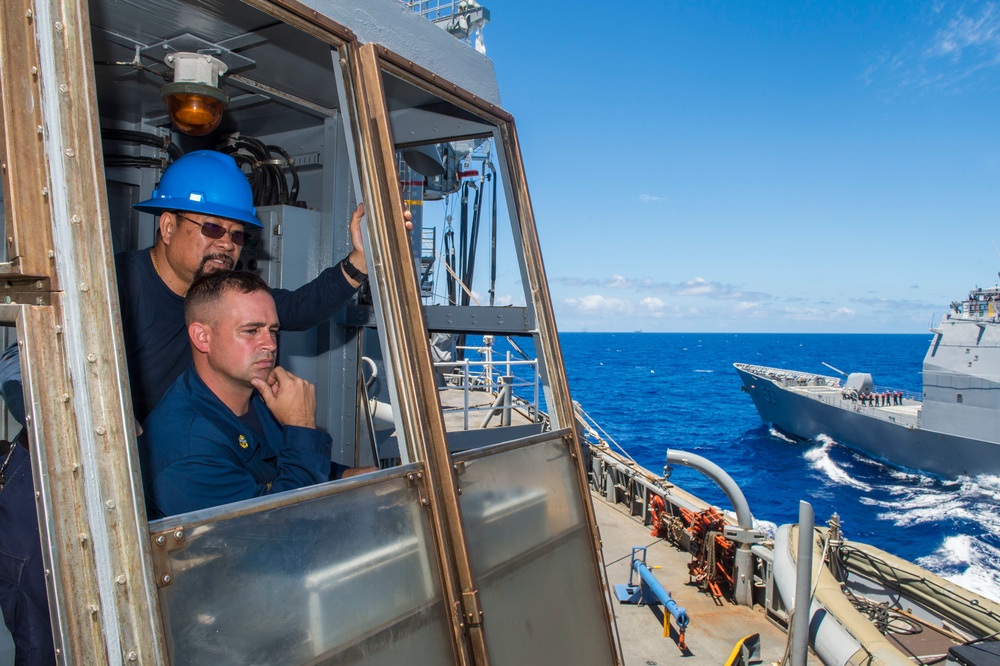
[454,435,614,665]
[151,467,453,665]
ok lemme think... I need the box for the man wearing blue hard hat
[0,149,406,664]
[121,149,385,421]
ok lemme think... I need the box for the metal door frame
[347,41,623,665]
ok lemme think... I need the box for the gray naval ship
[735,284,1000,479]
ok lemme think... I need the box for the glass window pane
[153,470,453,665]
[453,436,614,665]
[436,333,544,442]
[378,68,550,456]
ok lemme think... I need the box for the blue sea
[554,332,1000,602]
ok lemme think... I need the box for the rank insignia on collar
[238,434,249,449]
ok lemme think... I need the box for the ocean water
[555,332,1000,603]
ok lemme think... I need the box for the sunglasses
[175,213,246,247]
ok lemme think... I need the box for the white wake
[862,471,1000,603]
[804,435,872,492]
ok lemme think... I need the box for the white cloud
[550,269,939,331]
[637,296,667,317]
[564,294,633,313]
[927,3,1000,59]
[554,274,771,301]
[639,194,666,203]
[492,293,525,307]
[675,277,716,296]
[783,306,857,321]
[865,2,1000,92]
[734,301,762,313]
[562,294,684,321]
[850,296,941,311]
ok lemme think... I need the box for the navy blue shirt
[139,368,332,519]
[116,249,357,422]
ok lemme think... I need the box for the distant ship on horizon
[735,284,1000,478]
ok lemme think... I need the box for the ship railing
[401,0,464,20]
[573,401,638,466]
[870,386,921,402]
[434,345,540,429]
[584,438,782,615]
[399,0,490,43]
[810,387,923,427]
[833,385,921,403]
[739,363,841,388]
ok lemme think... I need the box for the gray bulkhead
[922,317,1000,443]
[297,0,501,106]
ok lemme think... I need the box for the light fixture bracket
[140,33,255,74]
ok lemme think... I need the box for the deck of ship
[787,383,920,426]
[592,493,806,664]
[437,383,805,663]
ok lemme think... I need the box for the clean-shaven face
[205,289,279,389]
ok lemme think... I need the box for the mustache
[193,253,236,280]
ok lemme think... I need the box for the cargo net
[649,497,736,603]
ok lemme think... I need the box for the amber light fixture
[161,52,229,136]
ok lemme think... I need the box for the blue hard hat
[133,150,262,228]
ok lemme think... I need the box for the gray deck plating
[592,495,803,664]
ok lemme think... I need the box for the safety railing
[435,343,540,430]
[737,363,841,388]
[400,0,489,47]
[401,0,470,20]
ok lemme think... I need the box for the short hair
[184,270,270,326]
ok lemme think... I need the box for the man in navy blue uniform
[140,270,333,518]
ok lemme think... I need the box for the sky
[466,1,1000,333]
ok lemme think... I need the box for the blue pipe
[633,558,690,631]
